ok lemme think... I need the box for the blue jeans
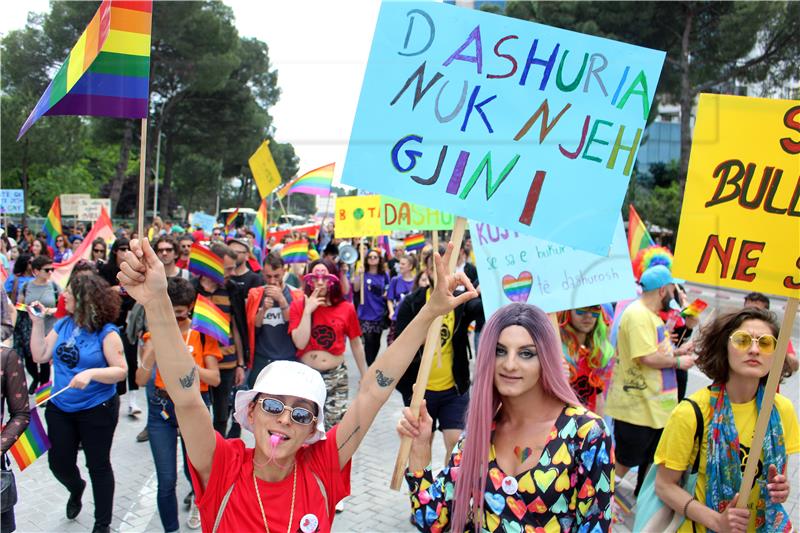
[146,382,209,532]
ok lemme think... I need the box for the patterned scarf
[705,383,791,532]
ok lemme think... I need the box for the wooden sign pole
[359,241,366,306]
[431,231,442,366]
[735,297,798,506]
[390,217,466,490]
[137,119,148,238]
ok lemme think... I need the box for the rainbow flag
[252,198,268,261]
[43,197,63,248]
[281,240,309,264]
[681,299,709,318]
[34,381,53,404]
[191,294,231,346]
[18,0,153,139]
[224,208,240,233]
[627,204,655,261]
[276,163,334,200]
[188,243,224,285]
[52,207,115,288]
[404,233,425,252]
[9,409,51,471]
[14,303,28,313]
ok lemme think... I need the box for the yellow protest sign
[673,94,800,298]
[334,195,390,238]
[248,140,282,199]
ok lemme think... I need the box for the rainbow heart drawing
[502,272,533,303]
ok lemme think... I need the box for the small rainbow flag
[224,208,240,233]
[34,381,53,404]
[627,204,655,261]
[404,233,425,252]
[281,240,309,264]
[43,197,63,248]
[188,243,224,285]
[14,303,28,313]
[18,0,153,139]
[191,294,231,346]
[252,198,268,261]
[681,299,709,318]
[9,409,51,471]
[276,163,334,200]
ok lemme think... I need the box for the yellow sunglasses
[729,330,777,354]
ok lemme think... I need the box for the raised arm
[335,243,477,468]
[290,288,322,350]
[28,303,57,364]
[117,238,216,488]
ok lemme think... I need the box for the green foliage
[625,162,682,246]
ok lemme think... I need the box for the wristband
[140,364,152,371]
[682,496,694,517]
[236,364,245,369]
[675,356,681,370]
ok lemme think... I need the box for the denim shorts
[403,386,469,432]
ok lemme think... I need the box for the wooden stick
[137,118,148,239]
[359,241,366,306]
[735,297,798,506]
[390,217,466,490]
[35,385,70,408]
[432,231,442,367]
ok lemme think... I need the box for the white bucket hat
[234,361,327,444]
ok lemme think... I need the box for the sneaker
[128,399,142,417]
[187,501,201,530]
[335,500,344,513]
[136,427,149,442]
[66,479,86,520]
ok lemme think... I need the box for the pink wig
[451,303,581,532]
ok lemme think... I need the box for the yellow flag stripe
[66,31,89,91]
[102,29,151,57]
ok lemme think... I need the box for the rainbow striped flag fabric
[188,243,224,285]
[276,163,334,200]
[252,198,268,261]
[52,207,115,287]
[191,294,231,346]
[9,409,51,471]
[14,303,28,313]
[18,0,153,139]
[404,233,426,252]
[33,381,53,404]
[224,208,240,233]
[43,197,63,248]
[281,241,309,264]
[681,299,709,318]
[627,204,655,261]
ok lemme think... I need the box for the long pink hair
[451,303,581,532]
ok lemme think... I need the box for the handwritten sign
[472,216,636,316]
[342,2,665,254]
[60,194,91,216]
[189,211,216,234]
[77,198,111,221]
[381,196,454,230]
[334,195,389,238]
[673,94,800,298]
[0,189,24,214]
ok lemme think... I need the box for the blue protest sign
[343,2,665,254]
[0,189,24,214]
[472,216,636,315]
[190,212,216,234]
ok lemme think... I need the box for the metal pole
[153,131,162,217]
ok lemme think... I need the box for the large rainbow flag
[252,198,268,261]
[18,0,153,139]
[191,294,231,346]
[280,241,309,264]
[9,409,51,471]
[188,243,224,285]
[43,197,63,248]
[627,204,655,261]
[276,163,334,200]
[51,207,115,288]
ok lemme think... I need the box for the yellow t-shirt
[654,387,800,533]
[426,289,456,391]
[604,299,677,428]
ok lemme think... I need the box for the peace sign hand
[424,242,478,318]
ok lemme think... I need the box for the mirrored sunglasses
[258,398,316,425]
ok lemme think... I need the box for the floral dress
[406,405,614,533]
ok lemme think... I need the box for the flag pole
[137,118,148,239]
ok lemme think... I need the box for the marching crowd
[0,218,798,533]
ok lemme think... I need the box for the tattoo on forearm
[338,425,360,451]
[375,369,395,388]
[178,366,198,389]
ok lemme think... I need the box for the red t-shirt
[288,298,361,357]
[188,427,351,533]
[176,257,188,269]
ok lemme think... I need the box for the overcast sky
[1,0,384,185]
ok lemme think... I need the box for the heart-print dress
[406,405,614,533]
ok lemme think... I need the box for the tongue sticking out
[270,434,282,448]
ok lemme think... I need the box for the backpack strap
[212,481,236,533]
[684,397,704,474]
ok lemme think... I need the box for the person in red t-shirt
[289,259,366,430]
[117,238,476,533]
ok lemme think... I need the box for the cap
[227,236,251,251]
[233,361,327,444]
[68,235,84,244]
[639,265,675,291]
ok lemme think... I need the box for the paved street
[11,292,800,531]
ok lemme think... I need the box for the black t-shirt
[229,270,262,295]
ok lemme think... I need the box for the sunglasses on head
[258,397,316,425]
[729,330,777,354]
[575,308,601,319]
